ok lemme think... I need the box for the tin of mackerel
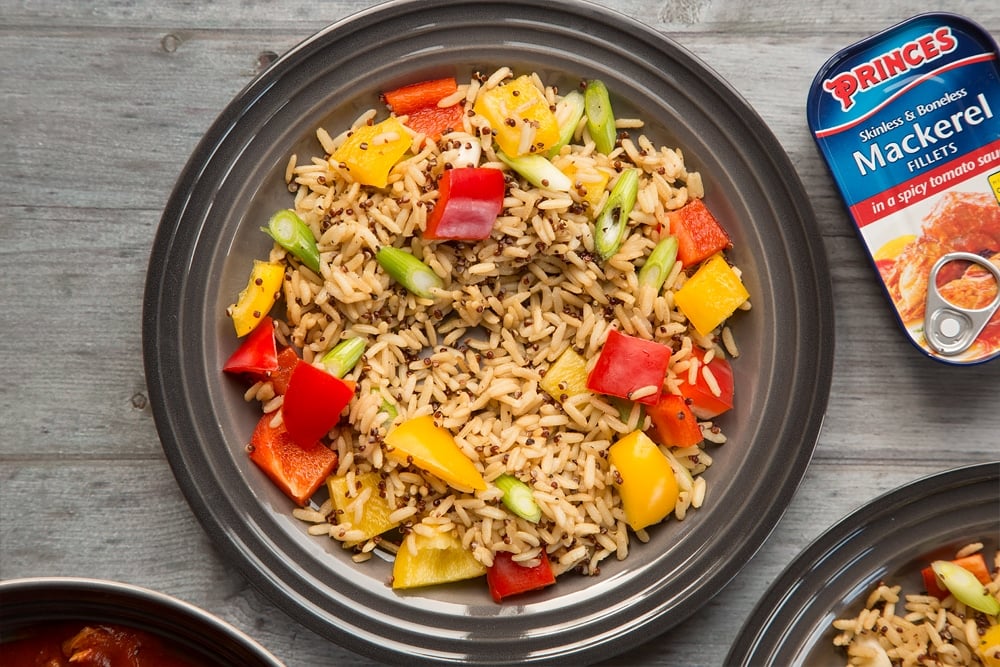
[808,12,1000,365]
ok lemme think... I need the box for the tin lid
[807,12,1000,365]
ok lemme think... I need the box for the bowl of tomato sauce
[0,577,283,667]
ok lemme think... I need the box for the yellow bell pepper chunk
[473,75,560,157]
[673,253,749,336]
[327,472,399,544]
[384,415,486,491]
[392,530,486,589]
[609,430,679,531]
[229,259,284,337]
[978,624,1000,667]
[331,116,411,188]
[540,347,591,402]
[556,159,610,211]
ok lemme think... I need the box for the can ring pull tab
[924,251,1000,357]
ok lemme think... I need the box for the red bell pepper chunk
[247,413,338,506]
[586,329,672,406]
[268,347,301,395]
[282,362,355,448]
[677,346,734,419]
[920,553,992,599]
[647,393,703,447]
[486,550,556,602]
[667,199,732,268]
[222,316,279,382]
[383,77,463,140]
[424,167,505,240]
[404,105,465,140]
[384,77,458,115]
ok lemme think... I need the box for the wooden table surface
[2,1,998,665]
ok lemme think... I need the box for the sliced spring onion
[497,151,572,192]
[320,337,365,378]
[613,397,644,428]
[547,90,586,157]
[494,473,542,523]
[594,168,640,261]
[262,209,321,274]
[375,246,444,299]
[931,560,1000,615]
[584,80,617,155]
[440,131,482,168]
[638,235,679,292]
[378,393,399,425]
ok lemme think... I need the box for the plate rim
[142,0,835,662]
[725,460,1000,666]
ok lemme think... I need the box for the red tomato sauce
[0,621,209,667]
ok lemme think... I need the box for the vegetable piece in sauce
[0,621,202,667]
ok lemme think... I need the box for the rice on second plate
[251,68,748,581]
[832,543,1000,666]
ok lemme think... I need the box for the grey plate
[142,0,834,663]
[726,461,1000,666]
[0,577,283,666]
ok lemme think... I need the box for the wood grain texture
[2,1,998,665]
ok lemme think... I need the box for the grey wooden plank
[0,27,906,233]
[3,0,998,34]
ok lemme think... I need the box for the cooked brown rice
[264,68,745,584]
[832,545,1000,666]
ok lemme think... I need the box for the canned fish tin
[807,13,1000,365]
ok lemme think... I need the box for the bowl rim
[0,576,284,666]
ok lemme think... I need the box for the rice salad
[832,543,1000,666]
[223,67,751,600]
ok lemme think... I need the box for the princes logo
[822,27,957,111]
